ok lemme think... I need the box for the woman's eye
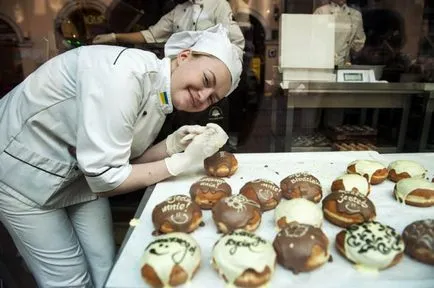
[203,74,209,87]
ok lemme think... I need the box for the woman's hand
[164,123,228,175]
[165,125,207,155]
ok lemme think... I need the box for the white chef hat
[164,24,242,97]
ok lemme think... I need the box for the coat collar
[156,57,173,114]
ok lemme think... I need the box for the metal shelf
[291,146,398,153]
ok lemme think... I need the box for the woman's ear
[176,49,192,65]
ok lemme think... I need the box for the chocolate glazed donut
[280,172,323,203]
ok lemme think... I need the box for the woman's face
[170,50,231,112]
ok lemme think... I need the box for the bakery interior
[0,0,433,287]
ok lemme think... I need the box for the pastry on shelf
[189,176,232,209]
[387,160,426,182]
[280,172,323,203]
[239,179,282,211]
[140,232,201,287]
[402,219,434,265]
[331,174,370,196]
[152,195,203,235]
[332,142,378,151]
[212,230,276,287]
[393,178,434,207]
[347,160,388,184]
[335,221,405,272]
[273,222,331,274]
[212,194,262,233]
[275,198,323,229]
[204,151,238,177]
[322,190,376,228]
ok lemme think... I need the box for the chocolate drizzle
[323,190,375,220]
[273,222,329,273]
[346,221,404,255]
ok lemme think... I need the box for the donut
[402,219,434,265]
[273,222,331,274]
[388,160,426,182]
[239,179,282,211]
[347,160,388,185]
[331,174,370,196]
[212,194,262,233]
[280,172,323,203]
[335,221,405,271]
[140,232,201,287]
[274,198,323,229]
[152,195,203,234]
[394,178,434,207]
[189,176,232,209]
[322,190,376,228]
[204,151,238,177]
[212,230,276,287]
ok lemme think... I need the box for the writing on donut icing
[213,230,276,285]
[225,230,267,255]
[142,233,200,285]
[336,192,369,212]
[198,177,226,189]
[162,195,192,213]
[288,173,320,186]
[224,194,260,212]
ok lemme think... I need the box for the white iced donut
[274,198,323,229]
[388,160,426,182]
[140,232,201,287]
[331,174,370,196]
[212,230,276,287]
[347,160,388,184]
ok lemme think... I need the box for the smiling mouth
[149,248,168,256]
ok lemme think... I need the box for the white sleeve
[75,65,143,193]
[140,9,175,43]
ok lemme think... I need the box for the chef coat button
[347,41,350,44]
[177,25,179,29]
[143,111,147,116]
[74,166,79,171]
[193,22,196,25]
[184,9,186,12]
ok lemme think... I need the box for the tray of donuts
[108,151,434,288]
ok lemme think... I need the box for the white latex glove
[92,33,116,44]
[165,124,228,176]
[166,125,207,156]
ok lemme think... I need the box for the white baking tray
[106,151,434,288]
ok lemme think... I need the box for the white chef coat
[314,3,366,66]
[141,0,245,58]
[0,45,172,208]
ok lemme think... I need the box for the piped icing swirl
[212,230,276,285]
[403,219,434,252]
[141,233,201,285]
[348,160,386,182]
[388,160,426,178]
[336,174,369,196]
[344,221,404,270]
[394,178,434,204]
[275,198,323,228]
